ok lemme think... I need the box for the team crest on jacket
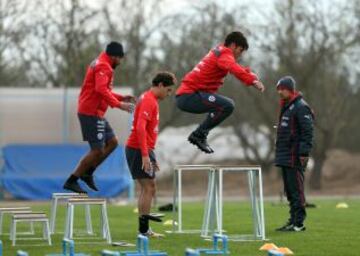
[208,95,216,102]
[97,133,104,140]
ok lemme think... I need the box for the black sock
[67,174,79,183]
[139,215,149,234]
[193,128,208,139]
[85,166,96,176]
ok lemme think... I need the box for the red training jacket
[176,45,258,95]
[78,52,124,117]
[126,90,159,156]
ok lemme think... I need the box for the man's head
[224,31,249,59]
[276,76,296,100]
[106,41,124,68]
[151,71,177,100]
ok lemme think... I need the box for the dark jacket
[275,94,314,168]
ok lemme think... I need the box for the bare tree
[251,0,360,189]
[100,0,178,94]
[147,2,250,131]
[0,0,28,86]
[16,0,101,88]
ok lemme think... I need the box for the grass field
[1,199,359,255]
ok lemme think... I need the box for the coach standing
[275,76,314,232]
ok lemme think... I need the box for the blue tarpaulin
[0,144,131,200]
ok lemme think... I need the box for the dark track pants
[176,92,234,136]
[281,166,306,226]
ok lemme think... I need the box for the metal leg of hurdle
[85,204,93,235]
[64,203,75,239]
[248,170,262,239]
[11,213,51,246]
[0,208,33,235]
[218,168,223,237]
[10,219,16,246]
[257,167,266,240]
[64,198,111,244]
[248,167,265,240]
[215,166,266,241]
[101,203,111,243]
[201,169,220,238]
[49,195,58,233]
[50,193,92,235]
[170,165,217,234]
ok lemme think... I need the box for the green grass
[1,199,360,255]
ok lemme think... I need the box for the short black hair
[152,71,176,87]
[106,41,124,57]
[224,31,249,50]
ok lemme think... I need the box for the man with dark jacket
[275,76,314,232]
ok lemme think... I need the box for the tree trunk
[309,154,326,190]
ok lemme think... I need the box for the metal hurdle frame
[171,164,266,241]
[10,212,52,246]
[50,193,91,234]
[209,165,266,241]
[0,207,34,235]
[170,164,219,234]
[64,198,111,244]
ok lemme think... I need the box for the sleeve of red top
[94,65,121,108]
[136,117,149,156]
[217,54,258,86]
[112,92,124,101]
[136,98,153,156]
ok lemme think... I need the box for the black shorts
[125,146,157,180]
[78,113,115,149]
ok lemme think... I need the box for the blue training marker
[17,251,29,256]
[101,250,121,256]
[196,234,230,255]
[185,248,200,256]
[121,234,167,256]
[46,239,89,256]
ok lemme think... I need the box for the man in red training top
[126,71,176,237]
[176,31,265,153]
[63,41,135,194]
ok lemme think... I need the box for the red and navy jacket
[176,44,258,95]
[126,90,159,157]
[78,52,124,118]
[275,93,314,168]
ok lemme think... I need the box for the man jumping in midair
[63,42,135,193]
[175,31,265,153]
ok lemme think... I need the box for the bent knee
[224,99,235,113]
[91,148,105,160]
[108,137,118,148]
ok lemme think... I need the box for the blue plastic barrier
[1,144,131,199]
